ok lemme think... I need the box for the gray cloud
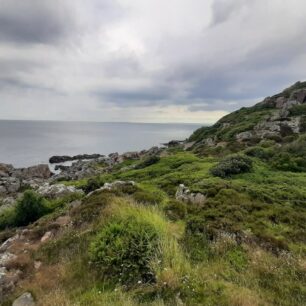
[211,0,247,26]
[0,0,78,44]
[0,0,306,123]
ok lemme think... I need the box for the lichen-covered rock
[175,184,206,205]
[236,131,254,141]
[37,183,84,199]
[87,180,135,197]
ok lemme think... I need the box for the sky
[0,0,306,124]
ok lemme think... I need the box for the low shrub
[210,155,253,178]
[83,177,103,194]
[0,191,49,229]
[245,146,273,160]
[14,190,50,226]
[163,200,187,221]
[0,207,16,230]
[90,216,160,285]
[135,155,160,169]
[271,152,306,172]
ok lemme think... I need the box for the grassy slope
[2,82,306,304]
[2,147,305,305]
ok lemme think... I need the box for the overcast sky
[0,0,305,123]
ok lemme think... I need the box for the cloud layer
[0,0,306,123]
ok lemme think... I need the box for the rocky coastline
[0,145,169,208]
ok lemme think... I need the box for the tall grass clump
[90,201,166,285]
[89,199,190,295]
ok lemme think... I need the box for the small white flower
[137,280,142,284]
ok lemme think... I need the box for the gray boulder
[175,184,206,205]
[13,164,52,180]
[37,183,84,199]
[12,292,35,306]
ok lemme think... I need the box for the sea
[0,120,201,168]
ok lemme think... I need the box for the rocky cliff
[190,81,306,147]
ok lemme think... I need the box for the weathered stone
[14,164,52,180]
[0,164,13,175]
[34,261,42,270]
[236,131,253,141]
[275,97,287,109]
[37,183,84,199]
[69,200,82,209]
[0,235,20,252]
[175,184,206,205]
[0,252,16,266]
[40,231,53,243]
[121,151,140,160]
[87,181,135,197]
[204,138,215,147]
[0,267,7,280]
[55,216,71,227]
[12,292,35,306]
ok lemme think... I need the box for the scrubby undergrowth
[2,116,306,305]
[1,143,305,305]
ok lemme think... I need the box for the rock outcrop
[175,184,206,205]
[87,180,135,197]
[49,153,104,164]
[190,81,306,146]
[0,164,52,196]
[37,183,84,199]
[51,147,164,181]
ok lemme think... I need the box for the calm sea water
[0,120,201,167]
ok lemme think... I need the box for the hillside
[1,83,306,305]
[190,81,306,148]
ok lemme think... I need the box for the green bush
[135,155,160,169]
[271,152,306,172]
[14,190,49,226]
[210,155,253,178]
[0,207,16,230]
[90,217,159,285]
[83,177,103,194]
[245,146,273,160]
[163,199,187,221]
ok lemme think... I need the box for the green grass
[2,144,306,305]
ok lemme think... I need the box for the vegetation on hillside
[1,143,305,305]
[1,83,306,305]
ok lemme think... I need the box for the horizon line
[0,118,205,125]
